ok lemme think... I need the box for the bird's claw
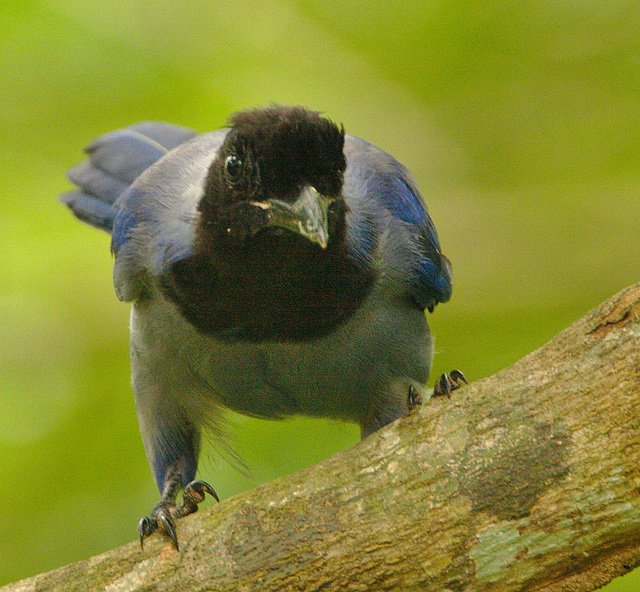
[138,504,179,550]
[138,480,218,550]
[407,385,423,410]
[433,369,468,398]
[174,480,219,519]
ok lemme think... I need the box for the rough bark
[4,283,640,592]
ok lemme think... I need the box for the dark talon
[407,385,423,410]
[138,516,156,549]
[175,480,219,519]
[138,504,178,549]
[433,369,468,398]
[158,511,179,551]
[187,480,219,503]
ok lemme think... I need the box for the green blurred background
[1,0,639,588]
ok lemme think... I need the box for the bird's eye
[224,154,243,184]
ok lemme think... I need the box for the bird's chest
[160,250,375,342]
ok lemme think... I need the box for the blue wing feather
[109,130,228,301]
[388,177,452,309]
[84,130,168,185]
[61,122,197,232]
[344,135,452,311]
[382,177,428,226]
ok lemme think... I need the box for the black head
[198,106,347,255]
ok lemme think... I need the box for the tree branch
[5,283,640,592]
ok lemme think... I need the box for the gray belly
[186,288,434,423]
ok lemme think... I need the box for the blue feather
[60,122,197,234]
[344,136,452,311]
[384,177,428,226]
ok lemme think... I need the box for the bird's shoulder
[343,135,452,310]
[111,129,228,301]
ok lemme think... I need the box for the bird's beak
[252,186,334,249]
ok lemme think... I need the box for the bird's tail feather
[60,122,198,233]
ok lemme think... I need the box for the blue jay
[61,106,465,549]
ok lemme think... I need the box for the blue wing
[61,121,224,302]
[343,135,452,312]
[387,175,452,310]
[61,122,198,232]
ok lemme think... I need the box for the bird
[61,105,465,550]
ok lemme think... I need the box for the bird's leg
[433,369,468,398]
[138,467,218,550]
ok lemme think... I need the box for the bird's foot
[174,480,219,519]
[433,369,468,398]
[407,385,423,410]
[138,500,179,550]
[138,480,218,550]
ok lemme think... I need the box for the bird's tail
[60,122,198,233]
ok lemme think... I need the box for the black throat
[159,234,375,342]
